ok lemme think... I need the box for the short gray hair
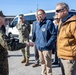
[56,2,69,12]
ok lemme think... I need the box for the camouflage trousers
[21,38,30,58]
[0,51,9,75]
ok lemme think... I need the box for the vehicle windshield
[9,17,18,27]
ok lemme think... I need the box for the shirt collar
[62,13,73,23]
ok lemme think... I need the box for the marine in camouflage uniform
[16,14,31,66]
[0,25,27,75]
[0,30,9,75]
[0,11,30,75]
[0,11,9,75]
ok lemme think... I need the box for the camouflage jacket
[16,22,31,42]
[0,30,26,51]
[0,30,9,50]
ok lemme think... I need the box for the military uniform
[0,11,28,75]
[0,26,28,75]
[16,21,31,65]
[0,30,9,75]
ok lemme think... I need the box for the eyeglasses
[56,8,64,13]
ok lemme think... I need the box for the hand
[25,42,30,47]
[29,42,34,47]
[25,42,34,47]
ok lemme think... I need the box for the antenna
[37,4,39,10]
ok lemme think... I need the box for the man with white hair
[56,2,76,75]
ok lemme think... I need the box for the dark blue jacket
[32,18,57,51]
[32,21,37,42]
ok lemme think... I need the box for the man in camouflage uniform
[0,11,9,75]
[16,14,31,66]
[0,11,31,75]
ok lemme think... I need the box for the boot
[21,58,26,63]
[32,63,39,67]
[25,58,29,66]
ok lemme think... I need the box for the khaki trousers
[38,50,52,75]
[60,59,76,75]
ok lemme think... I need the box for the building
[5,15,16,25]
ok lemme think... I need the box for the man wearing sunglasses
[56,2,76,75]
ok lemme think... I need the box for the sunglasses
[56,8,64,13]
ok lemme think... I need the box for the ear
[64,8,67,13]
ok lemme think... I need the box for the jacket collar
[62,13,73,24]
[60,13,76,26]
[39,18,46,26]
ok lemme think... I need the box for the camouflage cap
[0,11,6,17]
